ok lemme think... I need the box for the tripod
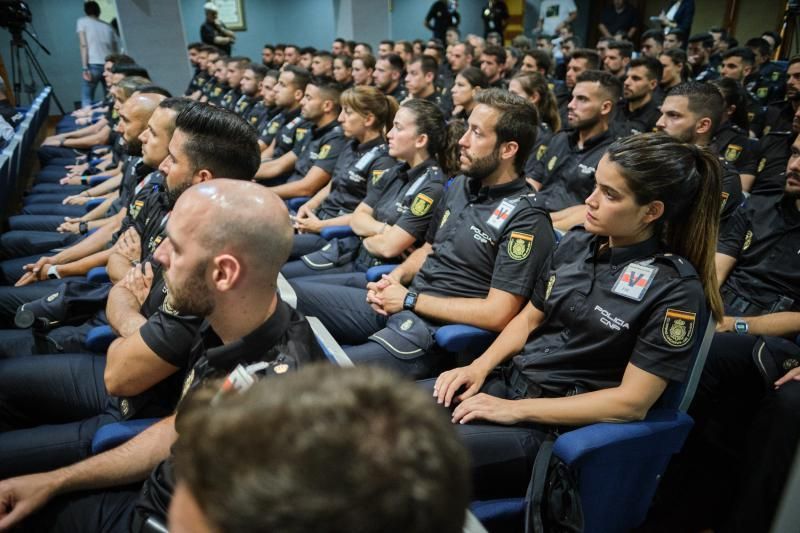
[7,26,64,113]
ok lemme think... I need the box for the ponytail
[340,86,398,137]
[607,133,724,321]
[401,99,449,169]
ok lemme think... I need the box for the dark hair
[482,44,507,64]
[711,78,749,130]
[563,35,582,48]
[642,29,664,45]
[396,40,413,55]
[335,54,353,69]
[762,30,781,49]
[315,51,333,61]
[105,53,135,65]
[246,64,268,82]
[458,66,489,89]
[790,54,800,68]
[300,46,317,56]
[135,85,173,98]
[722,47,755,66]
[111,63,150,78]
[667,81,724,132]
[266,69,280,80]
[174,364,471,533]
[334,38,346,45]
[745,37,770,58]
[309,75,343,112]
[688,33,714,48]
[158,97,192,136]
[175,102,260,180]
[383,53,405,72]
[570,49,601,70]
[84,1,100,16]
[340,86,398,134]
[355,54,376,70]
[285,44,300,53]
[524,49,552,75]
[441,119,467,177]
[660,49,690,82]
[606,133,723,320]
[412,55,439,77]
[275,44,286,52]
[724,36,739,48]
[357,42,373,53]
[187,42,203,51]
[628,56,663,81]
[283,65,311,92]
[455,40,475,58]
[263,43,274,51]
[227,56,250,69]
[473,88,539,174]
[401,99,448,168]
[380,39,395,48]
[576,69,623,105]
[607,40,634,59]
[511,72,560,132]
[199,44,219,54]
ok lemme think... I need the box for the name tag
[486,199,516,230]
[612,263,658,301]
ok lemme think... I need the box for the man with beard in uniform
[234,63,265,121]
[374,54,407,102]
[530,70,617,232]
[614,56,663,137]
[557,49,600,126]
[291,89,555,379]
[257,66,310,158]
[217,57,249,111]
[0,179,324,533]
[0,103,260,480]
[403,56,451,117]
[656,81,742,232]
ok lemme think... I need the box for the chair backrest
[306,315,354,367]
[655,306,716,412]
[276,272,297,309]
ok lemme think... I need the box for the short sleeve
[363,164,398,208]
[717,206,750,258]
[313,134,349,174]
[139,309,203,368]
[629,276,704,382]
[394,178,446,241]
[424,185,452,244]
[490,204,555,298]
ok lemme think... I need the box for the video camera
[0,0,31,35]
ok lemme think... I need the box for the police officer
[715,139,800,319]
[244,69,279,131]
[746,37,786,105]
[287,86,398,258]
[718,47,767,137]
[292,90,555,379]
[202,55,229,106]
[403,55,452,117]
[433,133,723,503]
[283,98,449,279]
[656,81,742,230]
[614,56,663,137]
[217,57,248,111]
[373,53,408,102]
[255,76,349,200]
[711,78,759,192]
[529,70,618,232]
[687,33,719,82]
[233,63,265,119]
[257,65,310,157]
[0,180,324,532]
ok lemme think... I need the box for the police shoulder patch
[724,144,742,162]
[757,87,769,99]
[547,155,558,171]
[720,191,729,211]
[661,308,696,347]
[758,157,766,173]
[410,193,434,216]
[439,208,451,228]
[536,144,548,160]
[371,169,386,185]
[742,229,753,251]
[545,274,556,301]
[507,232,534,261]
[318,144,331,159]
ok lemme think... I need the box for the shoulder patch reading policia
[724,144,742,162]
[662,308,696,347]
[508,231,534,261]
[410,193,433,216]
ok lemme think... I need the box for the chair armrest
[320,225,354,240]
[87,266,110,283]
[286,196,310,212]
[553,409,694,467]
[91,418,162,454]
[85,325,116,353]
[365,264,396,282]
[435,324,496,354]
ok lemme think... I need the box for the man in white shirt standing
[76,1,118,107]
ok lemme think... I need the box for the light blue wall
[0,0,88,111]
[390,0,484,42]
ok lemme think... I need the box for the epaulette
[653,253,699,278]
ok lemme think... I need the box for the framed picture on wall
[215,0,246,31]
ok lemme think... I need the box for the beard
[462,146,501,182]
[163,260,215,318]
[167,180,192,209]
[125,137,143,157]
[568,112,600,132]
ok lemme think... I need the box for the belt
[506,364,544,400]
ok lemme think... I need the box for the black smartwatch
[403,291,419,311]
[734,318,749,335]
[79,221,88,235]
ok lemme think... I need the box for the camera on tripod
[0,0,31,37]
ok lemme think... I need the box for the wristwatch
[734,318,749,335]
[403,291,419,311]
[47,265,61,280]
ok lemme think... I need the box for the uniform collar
[567,127,613,151]
[282,106,301,122]
[777,192,800,224]
[355,136,385,153]
[591,234,661,268]
[312,119,340,139]
[467,175,530,202]
[407,158,436,181]
[203,298,292,371]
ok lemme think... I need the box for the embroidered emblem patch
[439,209,450,227]
[547,155,558,171]
[662,308,696,347]
[536,144,548,160]
[318,144,331,159]
[507,232,534,261]
[758,157,766,173]
[46,292,59,303]
[545,275,556,301]
[268,121,280,134]
[743,230,753,251]
[721,191,729,211]
[400,319,413,331]
[410,193,433,216]
[371,169,386,185]
[724,144,742,162]
[757,87,768,99]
